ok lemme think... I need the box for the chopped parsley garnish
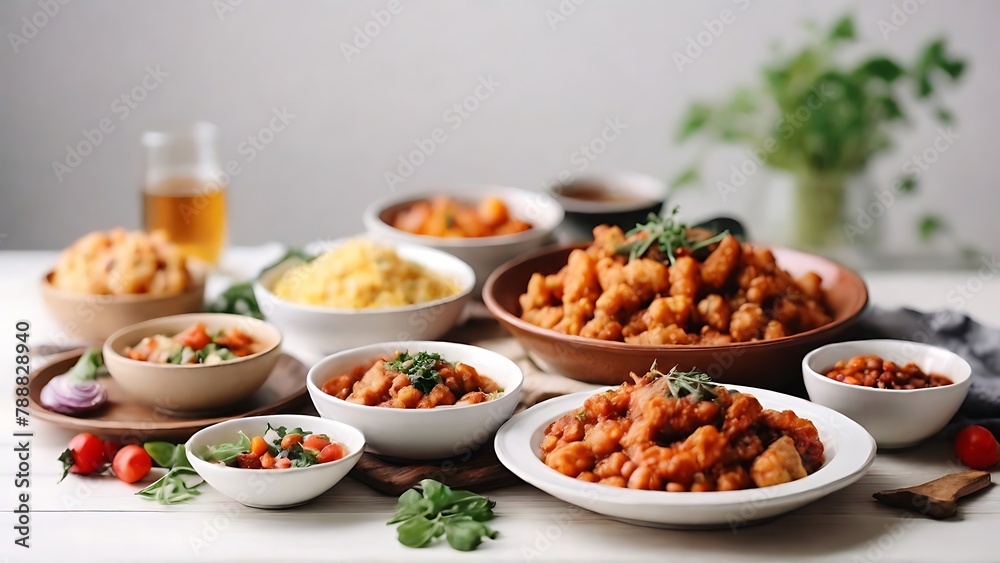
[387,351,450,394]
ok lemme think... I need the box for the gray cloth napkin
[851,307,1000,434]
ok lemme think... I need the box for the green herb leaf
[676,103,712,141]
[290,444,319,468]
[919,215,946,242]
[387,351,447,394]
[65,347,103,382]
[828,15,855,41]
[858,57,904,82]
[396,515,443,548]
[388,489,432,524]
[444,516,499,551]
[136,467,203,505]
[57,448,74,483]
[669,167,700,190]
[206,282,263,320]
[616,207,730,265]
[144,442,187,468]
[897,175,918,194]
[200,431,251,464]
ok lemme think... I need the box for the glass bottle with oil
[142,122,228,265]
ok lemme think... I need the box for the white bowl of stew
[803,340,972,449]
[306,341,523,460]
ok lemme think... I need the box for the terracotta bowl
[483,244,868,392]
[40,268,206,342]
[103,313,282,414]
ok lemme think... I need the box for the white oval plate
[495,385,876,529]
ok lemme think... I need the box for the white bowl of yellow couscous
[254,238,475,358]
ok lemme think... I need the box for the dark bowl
[483,244,869,393]
[549,172,666,242]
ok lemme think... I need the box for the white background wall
[1,0,997,261]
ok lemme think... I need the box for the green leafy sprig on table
[137,443,203,505]
[387,479,499,551]
[207,248,316,319]
[649,361,719,402]
[386,351,451,394]
[616,207,729,265]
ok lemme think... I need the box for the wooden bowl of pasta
[483,240,868,393]
[39,229,207,342]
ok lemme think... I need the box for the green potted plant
[674,15,966,250]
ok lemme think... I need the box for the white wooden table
[1,248,998,562]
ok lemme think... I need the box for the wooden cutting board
[349,446,521,496]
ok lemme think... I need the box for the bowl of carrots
[363,186,564,295]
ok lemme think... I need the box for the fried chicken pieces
[540,371,824,491]
[519,226,832,344]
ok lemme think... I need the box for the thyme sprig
[617,207,729,265]
[649,361,719,402]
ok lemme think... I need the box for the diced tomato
[317,443,345,464]
[274,457,292,469]
[303,434,331,452]
[280,434,303,450]
[236,452,262,469]
[215,328,255,357]
[175,322,211,351]
[260,452,275,469]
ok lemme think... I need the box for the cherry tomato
[317,443,345,464]
[62,433,107,476]
[954,425,1000,470]
[274,457,292,469]
[112,444,153,483]
[303,434,331,452]
[103,441,121,462]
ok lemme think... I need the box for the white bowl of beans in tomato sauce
[306,341,523,461]
[803,340,972,449]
